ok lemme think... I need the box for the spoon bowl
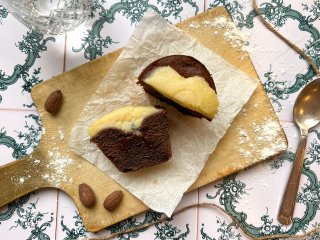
[293,78,320,132]
[279,78,320,225]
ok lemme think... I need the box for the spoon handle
[278,134,308,225]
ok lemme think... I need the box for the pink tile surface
[0,109,42,164]
[0,190,58,240]
[197,205,250,240]
[0,14,65,110]
[2,0,320,239]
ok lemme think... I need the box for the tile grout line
[54,190,60,240]
[63,33,67,73]
[54,32,67,240]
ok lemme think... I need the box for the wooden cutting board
[0,7,287,232]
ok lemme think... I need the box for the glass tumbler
[2,0,93,35]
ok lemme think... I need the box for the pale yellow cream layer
[88,106,161,137]
[144,66,218,119]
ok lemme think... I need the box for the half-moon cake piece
[88,106,172,172]
[137,55,219,121]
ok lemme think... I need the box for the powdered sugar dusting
[238,129,250,144]
[258,120,286,158]
[58,127,64,141]
[238,117,286,161]
[188,16,256,54]
[43,148,74,187]
[34,159,41,164]
[212,17,251,52]
[10,126,74,188]
[189,23,200,29]
[12,173,32,186]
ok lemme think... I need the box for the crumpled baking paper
[69,9,258,216]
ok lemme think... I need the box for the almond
[78,183,96,208]
[44,90,63,114]
[103,190,123,211]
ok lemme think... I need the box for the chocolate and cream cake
[88,106,172,172]
[138,55,219,121]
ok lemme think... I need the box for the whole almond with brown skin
[78,183,96,208]
[103,190,123,211]
[44,90,63,114]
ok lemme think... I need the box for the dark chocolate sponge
[90,108,171,172]
[137,55,217,120]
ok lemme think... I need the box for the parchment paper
[69,9,258,216]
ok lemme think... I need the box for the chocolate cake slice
[88,106,172,172]
[137,55,219,121]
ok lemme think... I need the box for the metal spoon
[278,78,320,225]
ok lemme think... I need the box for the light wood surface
[0,7,287,232]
